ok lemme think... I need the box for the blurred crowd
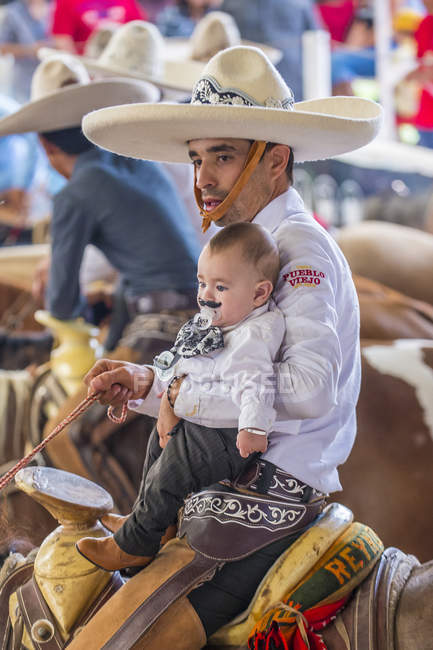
[0,0,431,264]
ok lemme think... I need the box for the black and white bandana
[154,317,224,380]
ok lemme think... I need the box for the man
[77,46,382,646]
[50,0,146,55]
[0,54,200,349]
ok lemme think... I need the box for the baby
[154,221,285,457]
[77,222,285,571]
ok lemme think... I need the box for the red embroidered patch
[283,266,326,288]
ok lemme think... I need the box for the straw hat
[39,21,205,93]
[82,46,383,164]
[164,11,283,65]
[0,53,160,136]
[82,22,119,59]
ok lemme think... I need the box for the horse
[334,338,433,563]
[336,221,433,306]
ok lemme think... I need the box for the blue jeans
[417,129,433,149]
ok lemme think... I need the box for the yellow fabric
[210,503,353,646]
[194,140,267,232]
[248,521,384,644]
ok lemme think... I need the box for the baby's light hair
[208,222,280,287]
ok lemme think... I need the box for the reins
[0,392,127,491]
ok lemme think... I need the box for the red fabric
[291,598,349,650]
[249,597,349,650]
[414,14,433,128]
[51,0,146,52]
[416,14,433,58]
[317,1,355,43]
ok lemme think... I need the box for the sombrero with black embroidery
[82,46,383,231]
[82,45,383,163]
[0,52,160,136]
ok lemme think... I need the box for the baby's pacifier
[193,305,219,330]
[153,349,177,380]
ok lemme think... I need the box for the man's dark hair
[264,142,294,184]
[353,8,374,30]
[208,221,280,287]
[40,126,95,155]
[251,140,294,184]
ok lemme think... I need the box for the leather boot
[76,535,153,572]
[100,512,128,534]
[100,513,177,547]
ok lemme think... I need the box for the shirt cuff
[128,365,164,418]
[238,402,275,433]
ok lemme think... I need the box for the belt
[222,459,326,503]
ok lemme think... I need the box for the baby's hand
[236,429,268,458]
[157,390,180,448]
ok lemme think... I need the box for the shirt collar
[253,187,305,233]
[222,302,270,334]
[72,147,102,178]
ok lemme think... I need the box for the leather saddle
[0,473,385,650]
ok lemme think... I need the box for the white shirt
[143,303,285,433]
[131,188,361,494]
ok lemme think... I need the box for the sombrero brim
[163,37,283,65]
[0,77,160,136]
[38,46,204,93]
[82,96,383,164]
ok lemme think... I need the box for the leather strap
[0,563,34,650]
[100,491,324,649]
[101,552,218,649]
[72,571,124,632]
[16,577,63,650]
[194,140,267,232]
[11,614,24,650]
[226,460,324,502]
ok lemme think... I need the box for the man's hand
[83,359,154,407]
[156,390,181,448]
[236,429,268,458]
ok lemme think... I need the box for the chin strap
[194,140,267,233]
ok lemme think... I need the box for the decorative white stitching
[191,75,294,110]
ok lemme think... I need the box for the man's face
[188,138,273,227]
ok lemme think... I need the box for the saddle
[1,467,384,650]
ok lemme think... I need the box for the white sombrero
[82,22,119,59]
[0,53,160,136]
[164,11,283,65]
[39,21,205,93]
[82,46,383,164]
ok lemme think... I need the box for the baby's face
[197,244,264,327]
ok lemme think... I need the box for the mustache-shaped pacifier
[194,299,222,329]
